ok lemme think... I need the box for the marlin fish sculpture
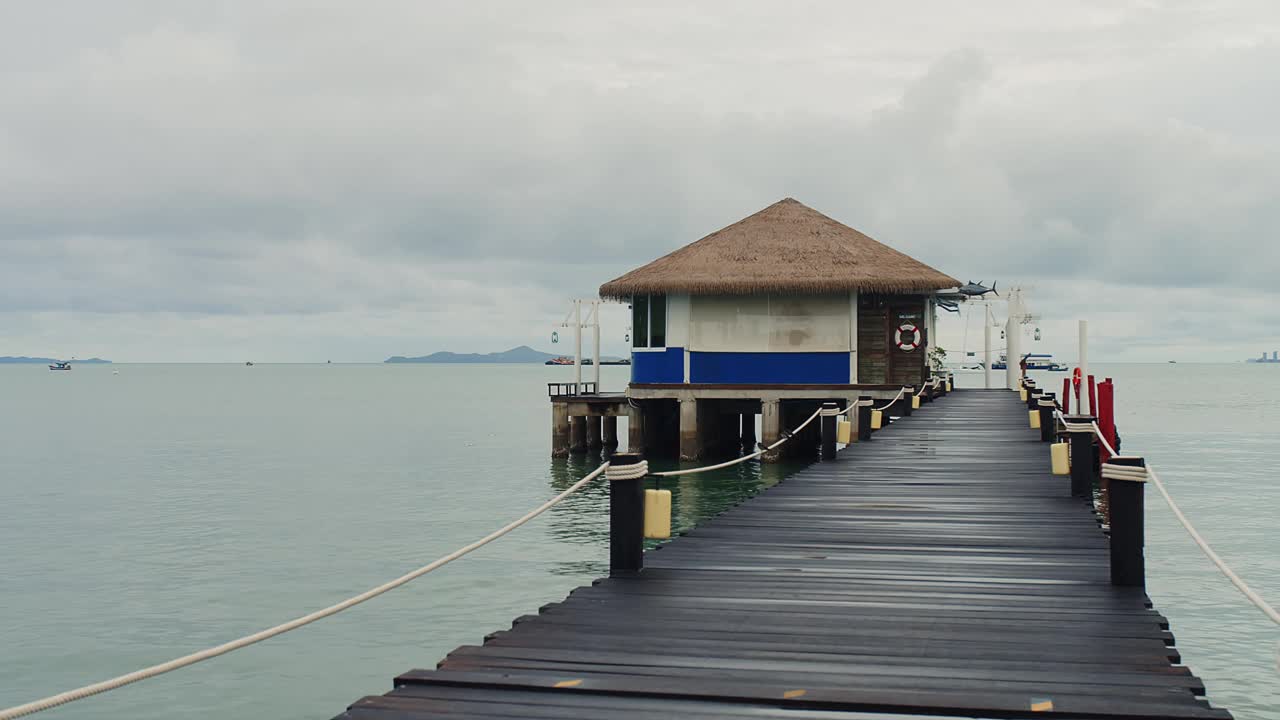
[958,280,998,298]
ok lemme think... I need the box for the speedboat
[48,361,71,371]
[991,354,1068,371]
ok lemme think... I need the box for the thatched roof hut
[600,198,958,299]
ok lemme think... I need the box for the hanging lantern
[1034,327,1042,341]
[551,331,559,344]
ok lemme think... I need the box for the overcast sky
[3,1,1277,362]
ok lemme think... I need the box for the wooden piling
[821,403,838,460]
[1038,394,1056,442]
[602,416,619,449]
[857,396,873,441]
[761,400,781,462]
[679,399,698,462]
[568,416,587,454]
[607,453,645,577]
[1068,415,1096,498]
[551,404,570,458]
[586,416,603,449]
[626,404,644,455]
[1107,456,1147,588]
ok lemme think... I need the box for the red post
[1097,379,1116,461]
[1087,374,1098,416]
[1061,377,1071,415]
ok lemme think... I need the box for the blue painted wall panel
[631,347,684,383]
[689,351,849,384]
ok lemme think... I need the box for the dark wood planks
[334,391,1228,720]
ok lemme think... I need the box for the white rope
[605,460,648,480]
[1089,422,1280,628]
[651,384,912,480]
[873,386,907,412]
[1055,412,1094,434]
[650,407,823,478]
[0,462,611,720]
[1100,462,1148,483]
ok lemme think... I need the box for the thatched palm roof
[599,198,959,298]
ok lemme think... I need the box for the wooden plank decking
[336,390,1228,720]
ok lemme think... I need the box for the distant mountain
[385,345,561,363]
[0,356,112,364]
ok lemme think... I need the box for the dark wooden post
[857,396,873,441]
[586,415,603,449]
[1026,387,1041,411]
[1038,394,1056,442]
[608,453,646,577]
[1106,456,1146,587]
[902,386,914,416]
[569,416,587,454]
[602,416,619,449]
[1067,415,1096,498]
[820,403,838,460]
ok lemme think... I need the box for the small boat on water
[544,356,631,366]
[990,353,1068,371]
[48,361,71,371]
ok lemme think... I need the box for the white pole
[573,299,582,389]
[983,303,992,389]
[592,301,601,390]
[1078,319,1088,412]
[1005,291,1020,391]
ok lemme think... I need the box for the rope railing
[650,407,823,477]
[1087,422,1280,629]
[651,383,918,478]
[874,386,908,412]
[0,462,612,720]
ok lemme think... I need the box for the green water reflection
[544,452,810,575]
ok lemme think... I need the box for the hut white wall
[688,295,851,352]
[665,294,690,348]
[673,294,853,384]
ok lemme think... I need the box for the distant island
[385,345,623,364]
[386,345,561,363]
[0,356,112,364]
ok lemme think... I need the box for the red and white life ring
[895,323,921,352]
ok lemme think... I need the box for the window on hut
[631,294,666,349]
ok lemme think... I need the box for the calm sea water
[1,363,1275,718]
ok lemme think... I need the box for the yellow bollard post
[912,395,921,410]
[1050,442,1069,475]
[836,419,852,444]
[643,489,671,539]
[1029,409,1041,429]
[870,409,883,430]
[1020,387,1028,402]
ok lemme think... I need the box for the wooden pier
[336,390,1228,719]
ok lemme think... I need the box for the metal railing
[547,381,597,397]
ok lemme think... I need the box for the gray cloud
[1,1,1278,361]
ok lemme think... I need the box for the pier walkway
[337,390,1227,719]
